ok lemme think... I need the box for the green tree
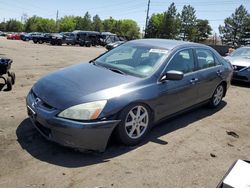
[24,16,39,32]
[219,5,249,47]
[0,22,6,31]
[5,19,23,32]
[119,19,140,39]
[59,16,76,32]
[82,12,92,30]
[36,18,56,32]
[145,13,164,38]
[195,19,212,42]
[180,5,197,41]
[161,3,181,39]
[92,14,103,32]
[103,17,116,32]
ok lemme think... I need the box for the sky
[0,0,249,35]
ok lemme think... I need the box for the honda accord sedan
[26,39,233,152]
[225,47,250,82]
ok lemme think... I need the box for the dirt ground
[0,37,250,188]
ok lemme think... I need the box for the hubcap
[213,85,224,106]
[125,106,149,139]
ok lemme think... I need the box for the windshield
[231,48,250,58]
[95,43,169,77]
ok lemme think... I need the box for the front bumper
[26,92,120,152]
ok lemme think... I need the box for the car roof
[128,39,208,50]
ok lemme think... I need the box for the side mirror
[161,70,184,81]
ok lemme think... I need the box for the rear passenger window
[195,49,216,69]
[166,49,195,74]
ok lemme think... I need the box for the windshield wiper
[108,67,127,75]
[89,60,97,65]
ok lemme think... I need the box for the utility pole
[56,10,59,31]
[144,0,150,37]
[56,10,59,23]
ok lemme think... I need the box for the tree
[92,15,103,32]
[24,16,56,32]
[145,13,164,38]
[195,19,212,42]
[161,3,181,39]
[119,19,140,39]
[0,22,6,31]
[59,16,76,32]
[219,5,249,47]
[103,17,116,32]
[82,12,92,30]
[180,5,197,41]
[36,18,56,33]
[5,19,23,32]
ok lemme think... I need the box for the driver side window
[166,49,195,74]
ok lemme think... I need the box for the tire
[209,84,224,108]
[6,77,12,91]
[38,40,43,44]
[115,104,152,146]
[9,72,15,85]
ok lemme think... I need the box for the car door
[156,49,200,120]
[194,48,224,103]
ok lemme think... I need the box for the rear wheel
[115,104,152,145]
[209,84,224,108]
[6,77,12,91]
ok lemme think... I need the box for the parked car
[6,33,21,40]
[225,47,250,82]
[100,32,120,46]
[73,31,101,47]
[50,33,63,45]
[106,41,126,50]
[21,32,41,41]
[26,39,233,152]
[32,33,52,44]
[0,31,7,37]
[62,32,77,45]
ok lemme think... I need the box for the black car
[26,39,233,152]
[50,33,64,45]
[62,32,77,45]
[33,33,52,44]
[73,31,101,47]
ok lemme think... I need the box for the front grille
[31,90,54,110]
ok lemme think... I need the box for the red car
[6,33,21,40]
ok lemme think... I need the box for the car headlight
[58,100,107,120]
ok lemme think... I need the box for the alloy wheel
[213,85,224,106]
[125,106,149,139]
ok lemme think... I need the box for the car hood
[32,63,140,110]
[225,56,250,67]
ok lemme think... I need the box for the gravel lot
[0,37,250,188]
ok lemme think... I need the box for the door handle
[217,70,222,76]
[190,78,199,84]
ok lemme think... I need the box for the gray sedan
[26,39,233,152]
[225,47,250,82]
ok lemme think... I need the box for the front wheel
[115,104,152,146]
[209,84,224,108]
